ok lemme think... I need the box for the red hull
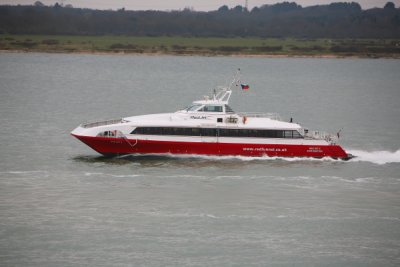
[72,134,350,159]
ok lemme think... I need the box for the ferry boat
[71,70,353,160]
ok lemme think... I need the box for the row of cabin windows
[131,127,303,138]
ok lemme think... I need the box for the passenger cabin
[131,127,303,139]
[129,88,304,139]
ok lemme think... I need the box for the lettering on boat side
[190,116,208,120]
[307,147,323,153]
[243,147,288,152]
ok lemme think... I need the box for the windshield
[186,104,202,111]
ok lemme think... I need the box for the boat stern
[342,153,355,161]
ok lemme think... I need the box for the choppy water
[0,53,399,266]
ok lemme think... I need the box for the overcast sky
[0,0,395,10]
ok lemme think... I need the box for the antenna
[245,0,248,11]
[228,68,241,90]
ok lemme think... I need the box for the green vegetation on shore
[1,3,400,39]
[1,35,400,58]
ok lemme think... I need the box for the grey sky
[0,0,395,10]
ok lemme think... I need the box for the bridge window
[186,104,202,111]
[199,105,223,112]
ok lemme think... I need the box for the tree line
[0,1,399,38]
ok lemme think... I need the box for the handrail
[81,119,127,128]
[238,112,282,121]
[304,130,338,144]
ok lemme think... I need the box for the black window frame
[131,127,303,139]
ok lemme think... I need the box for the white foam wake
[192,149,400,165]
[120,149,400,165]
[136,153,337,162]
[347,149,400,165]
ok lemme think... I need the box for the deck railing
[305,130,338,144]
[238,112,282,121]
[81,119,126,128]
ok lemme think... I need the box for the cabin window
[284,130,293,138]
[200,105,223,112]
[217,118,223,123]
[224,105,234,113]
[292,131,303,138]
[276,130,284,138]
[186,104,202,111]
[239,129,249,137]
[147,127,160,135]
[97,130,123,138]
[162,127,174,135]
[97,131,116,137]
[191,128,201,136]
[202,128,216,136]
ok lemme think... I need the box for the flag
[241,84,249,90]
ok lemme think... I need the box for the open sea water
[0,52,399,267]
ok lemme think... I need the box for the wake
[347,149,400,165]
[118,149,400,165]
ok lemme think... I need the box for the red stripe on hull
[72,134,349,159]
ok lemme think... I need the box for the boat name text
[190,116,208,120]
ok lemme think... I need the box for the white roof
[123,112,301,130]
[193,100,225,105]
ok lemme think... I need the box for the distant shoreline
[1,49,400,59]
[1,35,399,59]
